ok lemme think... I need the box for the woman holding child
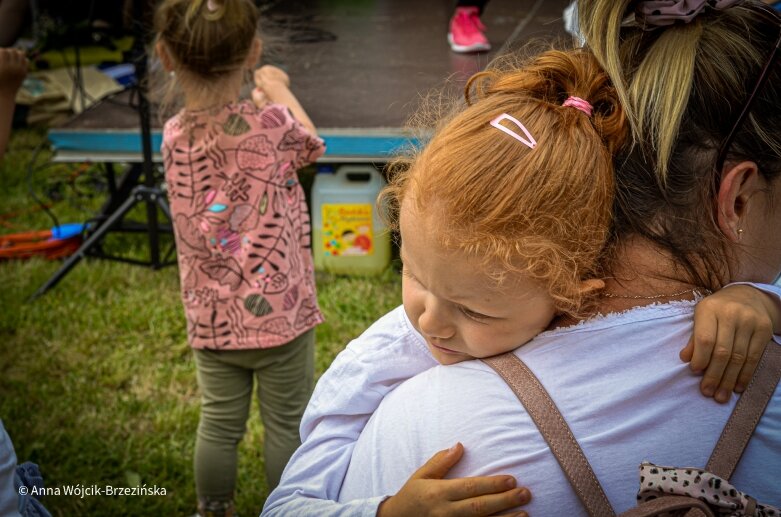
[264,0,781,515]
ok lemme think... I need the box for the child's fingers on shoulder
[698,295,760,323]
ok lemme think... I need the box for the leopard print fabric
[637,462,780,516]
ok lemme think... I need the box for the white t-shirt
[338,299,781,515]
[262,283,781,516]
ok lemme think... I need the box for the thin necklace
[601,288,713,300]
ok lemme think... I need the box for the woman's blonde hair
[578,0,781,288]
[380,49,626,315]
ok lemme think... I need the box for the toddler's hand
[681,285,776,403]
[0,48,28,95]
[251,87,269,109]
[254,64,290,90]
[377,443,530,517]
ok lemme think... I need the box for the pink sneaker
[448,7,491,53]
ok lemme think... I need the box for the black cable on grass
[26,141,61,230]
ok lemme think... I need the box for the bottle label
[322,204,374,257]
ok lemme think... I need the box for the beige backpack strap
[706,342,781,479]
[619,495,714,517]
[623,342,781,517]
[482,353,616,517]
[483,342,781,517]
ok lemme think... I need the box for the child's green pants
[192,329,315,501]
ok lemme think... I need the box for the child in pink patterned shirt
[154,0,324,515]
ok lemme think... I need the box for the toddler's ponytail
[466,50,627,157]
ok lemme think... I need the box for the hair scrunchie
[635,0,742,28]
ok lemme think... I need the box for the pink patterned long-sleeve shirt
[163,101,325,350]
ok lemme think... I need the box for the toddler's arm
[262,306,439,516]
[253,65,318,136]
[682,282,781,403]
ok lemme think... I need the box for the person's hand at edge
[0,48,27,95]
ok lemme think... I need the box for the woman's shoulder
[540,299,698,340]
[317,306,434,386]
[344,305,429,358]
[303,306,435,418]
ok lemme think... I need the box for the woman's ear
[246,36,262,69]
[578,278,605,295]
[156,40,175,72]
[717,161,761,242]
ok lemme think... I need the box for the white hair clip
[490,113,537,149]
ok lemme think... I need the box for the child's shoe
[447,7,491,53]
[195,498,237,517]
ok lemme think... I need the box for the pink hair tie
[562,96,593,117]
[207,0,219,12]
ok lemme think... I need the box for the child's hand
[377,443,530,517]
[254,64,290,90]
[0,48,28,95]
[681,285,777,403]
[251,87,269,109]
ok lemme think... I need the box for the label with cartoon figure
[322,204,374,256]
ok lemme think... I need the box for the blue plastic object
[51,223,86,240]
[97,63,137,87]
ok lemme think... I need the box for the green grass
[0,129,402,516]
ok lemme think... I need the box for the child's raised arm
[681,283,781,403]
[253,64,318,136]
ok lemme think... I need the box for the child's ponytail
[193,0,226,22]
[466,50,627,157]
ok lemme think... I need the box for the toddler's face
[399,198,557,366]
